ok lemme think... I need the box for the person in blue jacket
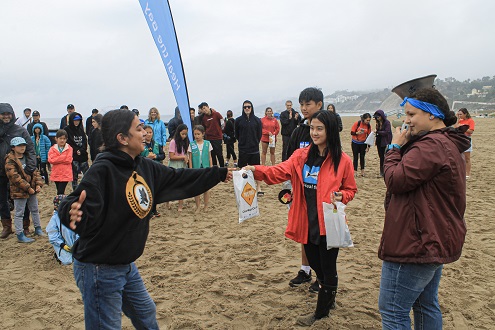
[144,107,167,154]
[31,123,51,184]
[46,194,79,265]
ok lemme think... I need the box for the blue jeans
[73,260,158,330]
[379,261,443,330]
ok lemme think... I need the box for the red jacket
[48,144,73,182]
[261,116,280,143]
[254,147,357,244]
[379,128,470,264]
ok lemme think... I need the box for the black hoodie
[286,118,311,159]
[59,150,228,264]
[64,112,88,162]
[234,101,262,154]
[167,106,183,140]
[0,103,36,176]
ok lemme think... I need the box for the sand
[0,115,493,329]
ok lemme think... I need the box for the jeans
[0,176,11,219]
[14,196,41,235]
[73,260,159,330]
[379,261,443,330]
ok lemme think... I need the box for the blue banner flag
[139,0,192,140]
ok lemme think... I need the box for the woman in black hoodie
[64,112,89,190]
[59,110,231,329]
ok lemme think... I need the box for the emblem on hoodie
[126,171,153,219]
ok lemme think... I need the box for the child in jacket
[5,137,45,243]
[31,123,52,184]
[48,129,74,195]
[46,194,79,265]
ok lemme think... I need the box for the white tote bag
[364,131,376,146]
[323,202,354,249]
[233,170,259,223]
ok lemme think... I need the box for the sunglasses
[243,105,252,109]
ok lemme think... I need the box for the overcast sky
[1,0,494,119]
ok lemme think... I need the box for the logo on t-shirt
[303,164,319,188]
[126,171,153,219]
[299,142,310,149]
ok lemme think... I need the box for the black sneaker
[309,280,319,293]
[289,270,311,287]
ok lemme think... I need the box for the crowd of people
[0,79,474,328]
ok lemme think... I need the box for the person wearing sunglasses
[234,100,262,194]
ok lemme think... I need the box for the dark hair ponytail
[101,110,137,152]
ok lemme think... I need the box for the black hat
[132,109,140,115]
[391,74,437,99]
[67,104,74,109]
[32,110,40,116]
[120,105,129,110]
[92,108,99,114]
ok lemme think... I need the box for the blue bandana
[400,97,445,120]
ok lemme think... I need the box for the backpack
[354,120,371,134]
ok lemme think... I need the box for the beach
[0,115,493,329]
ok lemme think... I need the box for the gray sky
[1,0,494,119]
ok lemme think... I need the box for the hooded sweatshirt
[58,149,228,264]
[64,112,88,162]
[167,106,183,140]
[373,109,392,147]
[31,123,52,163]
[286,118,312,159]
[234,101,262,154]
[379,127,470,264]
[0,103,36,176]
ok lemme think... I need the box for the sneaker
[225,161,229,167]
[289,270,312,287]
[309,280,320,293]
[234,163,238,168]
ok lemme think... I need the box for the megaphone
[392,74,437,99]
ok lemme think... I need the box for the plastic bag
[323,201,354,249]
[268,135,276,148]
[365,131,375,146]
[233,170,259,223]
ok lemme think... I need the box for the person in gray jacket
[0,103,36,239]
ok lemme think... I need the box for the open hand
[69,190,86,230]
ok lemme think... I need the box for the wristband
[387,144,401,151]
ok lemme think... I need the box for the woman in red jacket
[244,110,357,326]
[260,107,280,166]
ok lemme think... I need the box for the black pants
[209,139,225,167]
[351,142,367,171]
[55,182,68,195]
[304,238,339,287]
[225,143,237,161]
[36,158,49,184]
[282,135,291,161]
[377,145,386,176]
[237,152,260,168]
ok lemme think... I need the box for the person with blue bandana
[378,84,470,329]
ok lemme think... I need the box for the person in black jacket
[167,106,183,142]
[64,112,89,191]
[89,114,103,162]
[286,87,325,294]
[60,104,75,129]
[26,111,50,138]
[235,100,262,192]
[279,100,300,161]
[85,108,99,141]
[223,110,237,167]
[59,109,231,329]
[327,104,343,132]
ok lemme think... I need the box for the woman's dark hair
[458,107,471,119]
[33,126,42,137]
[92,114,103,127]
[55,129,68,138]
[309,110,342,174]
[101,109,136,152]
[327,103,336,113]
[173,124,190,155]
[361,113,371,120]
[226,110,233,118]
[265,107,272,115]
[410,88,456,126]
